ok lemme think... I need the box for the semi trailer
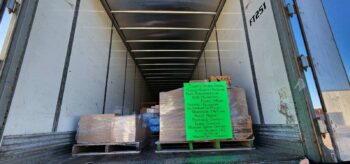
[0,0,349,163]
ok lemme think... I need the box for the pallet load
[159,88,185,142]
[73,114,145,156]
[157,81,254,152]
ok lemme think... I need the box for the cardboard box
[147,108,159,113]
[189,80,208,83]
[76,114,145,144]
[228,87,249,117]
[209,75,231,87]
[232,115,253,140]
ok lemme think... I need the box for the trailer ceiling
[100,0,226,92]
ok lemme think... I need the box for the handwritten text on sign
[184,81,232,141]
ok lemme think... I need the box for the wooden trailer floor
[51,146,304,164]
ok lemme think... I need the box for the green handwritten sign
[184,81,233,141]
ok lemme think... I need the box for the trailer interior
[0,0,325,163]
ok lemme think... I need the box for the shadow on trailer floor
[54,146,304,164]
[46,136,305,163]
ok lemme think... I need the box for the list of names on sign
[184,81,232,141]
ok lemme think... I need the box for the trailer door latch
[298,55,310,71]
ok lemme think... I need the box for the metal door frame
[293,0,350,162]
[270,0,325,162]
[0,0,39,140]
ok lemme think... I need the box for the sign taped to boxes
[184,81,233,141]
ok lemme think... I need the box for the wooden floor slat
[72,142,142,156]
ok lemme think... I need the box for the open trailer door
[294,0,350,161]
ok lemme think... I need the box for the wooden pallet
[155,138,255,153]
[72,142,142,156]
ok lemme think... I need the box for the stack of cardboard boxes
[159,75,253,142]
[159,88,186,142]
[75,75,253,145]
[76,114,145,144]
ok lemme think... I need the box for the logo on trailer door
[250,2,267,26]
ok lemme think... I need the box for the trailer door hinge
[286,3,295,17]
[298,55,309,71]
[7,0,19,13]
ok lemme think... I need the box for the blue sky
[285,0,350,108]
[0,11,10,59]
[0,1,348,109]
[323,0,350,79]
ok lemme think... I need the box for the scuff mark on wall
[245,0,252,10]
[294,78,306,92]
[65,0,74,9]
[278,88,295,124]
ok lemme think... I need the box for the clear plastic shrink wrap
[228,87,253,140]
[159,88,186,142]
[76,114,145,144]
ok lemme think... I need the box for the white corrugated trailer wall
[216,0,261,124]
[3,0,150,135]
[191,67,198,80]
[106,28,149,115]
[193,0,298,125]
[104,28,127,114]
[197,53,206,79]
[204,34,221,77]
[57,0,112,132]
[2,0,77,135]
[134,68,143,112]
[191,0,304,155]
[242,0,296,124]
[123,56,136,115]
[192,0,260,124]
[191,52,207,80]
